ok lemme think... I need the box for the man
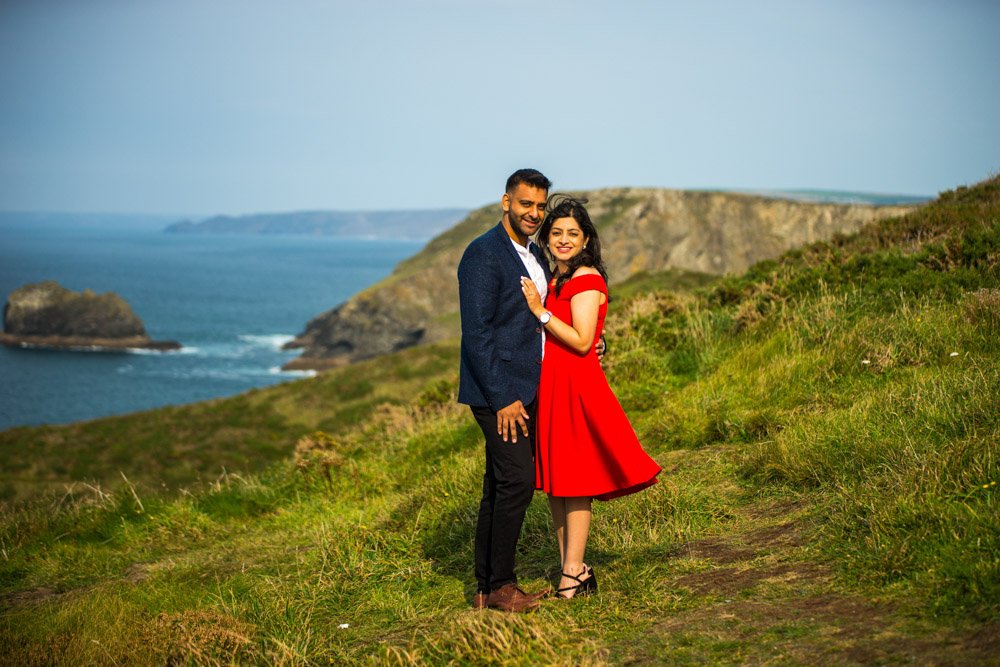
[457,168,553,612]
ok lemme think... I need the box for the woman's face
[547,216,589,263]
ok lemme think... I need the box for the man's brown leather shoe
[486,583,542,612]
[472,592,489,610]
[527,587,552,601]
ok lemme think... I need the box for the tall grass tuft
[374,613,607,666]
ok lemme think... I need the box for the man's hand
[497,400,530,443]
[596,335,607,363]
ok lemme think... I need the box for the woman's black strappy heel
[555,566,598,599]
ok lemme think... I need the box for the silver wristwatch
[538,310,552,325]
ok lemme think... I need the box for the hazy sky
[1,0,997,215]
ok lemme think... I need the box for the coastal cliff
[1,281,181,351]
[284,189,919,369]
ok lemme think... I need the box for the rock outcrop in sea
[1,281,181,351]
[283,189,920,370]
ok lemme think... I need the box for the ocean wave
[179,335,296,359]
[139,366,283,381]
[270,366,317,378]
[183,342,254,359]
[125,346,188,355]
[237,334,297,350]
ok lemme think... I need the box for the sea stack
[0,281,181,351]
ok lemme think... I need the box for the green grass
[610,268,717,301]
[0,341,461,504]
[1,176,998,664]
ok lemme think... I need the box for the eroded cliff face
[284,189,917,370]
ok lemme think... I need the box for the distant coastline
[164,208,470,240]
[730,189,931,206]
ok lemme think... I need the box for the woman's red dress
[535,273,661,500]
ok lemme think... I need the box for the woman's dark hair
[537,195,609,297]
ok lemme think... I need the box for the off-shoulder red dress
[534,273,661,500]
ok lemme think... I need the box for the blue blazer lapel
[491,222,527,277]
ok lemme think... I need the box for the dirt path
[618,499,999,665]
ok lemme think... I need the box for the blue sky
[1,0,997,215]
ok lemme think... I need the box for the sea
[1,191,929,431]
[0,213,424,430]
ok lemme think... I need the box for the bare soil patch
[679,537,757,565]
[743,521,803,550]
[674,562,828,597]
[123,563,151,585]
[678,518,804,566]
[744,498,808,521]
[631,500,998,665]
[0,587,60,611]
[645,596,997,666]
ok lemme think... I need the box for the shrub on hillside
[964,287,1000,331]
[293,431,344,487]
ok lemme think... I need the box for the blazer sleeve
[458,242,508,409]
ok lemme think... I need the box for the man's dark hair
[505,168,552,194]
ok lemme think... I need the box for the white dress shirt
[511,237,548,356]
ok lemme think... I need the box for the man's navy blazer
[457,222,552,411]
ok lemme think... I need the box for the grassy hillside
[287,188,914,367]
[1,177,997,664]
[0,272,711,506]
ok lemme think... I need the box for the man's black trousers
[471,400,537,593]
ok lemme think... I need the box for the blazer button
[535,327,542,333]
[536,359,542,365]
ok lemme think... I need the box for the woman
[520,196,661,599]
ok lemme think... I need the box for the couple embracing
[458,168,661,612]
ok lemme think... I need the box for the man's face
[502,184,548,239]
